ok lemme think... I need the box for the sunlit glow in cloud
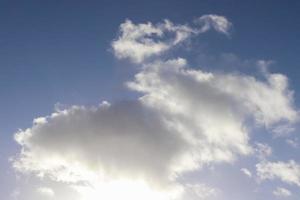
[12,15,299,200]
[74,179,181,200]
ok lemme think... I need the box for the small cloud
[195,14,232,35]
[286,138,299,148]
[273,187,292,197]
[241,168,252,178]
[272,124,295,137]
[33,117,47,125]
[112,15,232,63]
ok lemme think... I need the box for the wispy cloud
[256,160,300,187]
[241,168,252,178]
[112,15,231,63]
[273,187,292,197]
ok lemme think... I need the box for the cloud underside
[14,58,297,198]
[13,16,298,199]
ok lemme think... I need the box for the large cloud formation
[13,16,298,200]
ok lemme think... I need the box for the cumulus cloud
[129,58,297,133]
[14,101,187,188]
[273,187,292,197]
[13,17,298,199]
[112,15,232,63]
[256,160,300,187]
[14,58,297,199]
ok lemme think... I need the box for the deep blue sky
[1,1,300,199]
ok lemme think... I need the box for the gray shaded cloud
[13,57,297,199]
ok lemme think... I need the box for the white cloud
[13,57,298,198]
[14,58,297,198]
[241,168,252,177]
[14,101,187,187]
[36,187,55,198]
[33,117,47,125]
[112,15,232,63]
[273,187,292,197]
[256,160,300,187]
[112,19,171,63]
[195,14,232,35]
[13,17,298,200]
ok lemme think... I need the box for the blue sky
[1,1,300,200]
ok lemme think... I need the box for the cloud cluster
[256,160,300,187]
[112,15,231,63]
[13,16,298,199]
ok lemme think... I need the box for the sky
[1,1,300,200]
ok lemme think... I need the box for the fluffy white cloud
[273,187,292,197]
[256,160,300,187]
[129,58,297,137]
[14,58,297,199]
[13,17,298,200]
[14,101,187,188]
[112,15,231,63]
[241,168,252,177]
